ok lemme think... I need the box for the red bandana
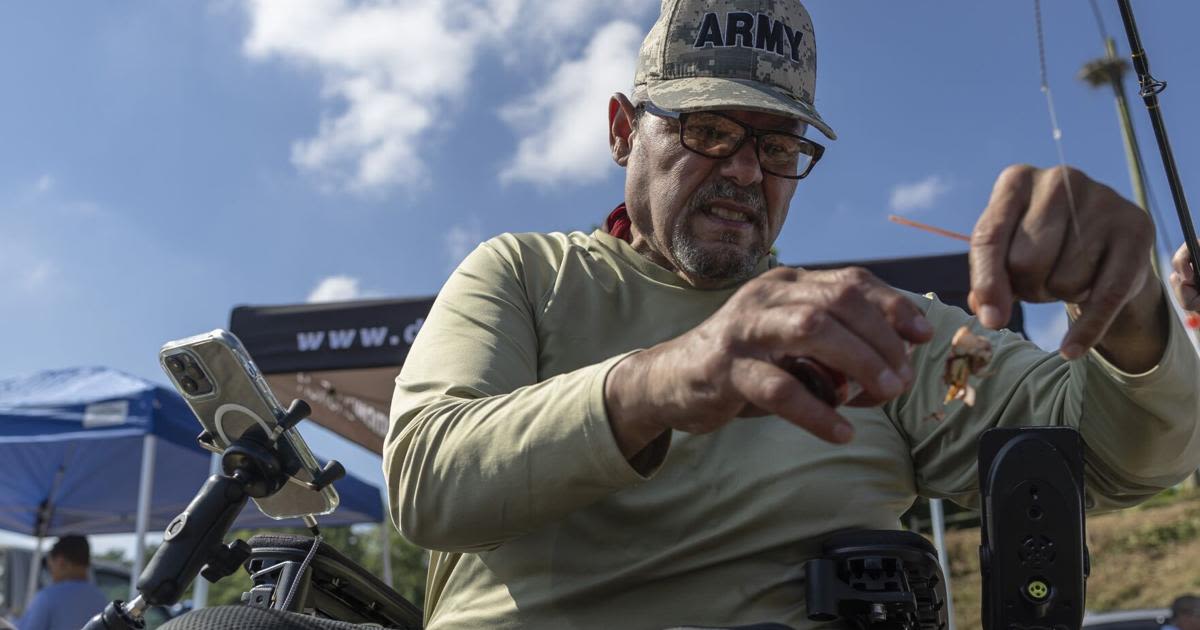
[604,203,632,242]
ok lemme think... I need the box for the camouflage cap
[634,0,836,140]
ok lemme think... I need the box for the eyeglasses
[642,101,825,180]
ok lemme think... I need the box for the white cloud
[242,0,520,194]
[35,174,54,194]
[0,228,58,296]
[0,181,97,297]
[499,21,642,187]
[307,275,364,303]
[516,0,648,48]
[237,0,654,195]
[889,175,951,214]
[20,174,104,217]
[444,217,484,268]
[22,261,56,290]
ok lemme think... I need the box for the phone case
[159,329,340,520]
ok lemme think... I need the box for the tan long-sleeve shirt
[385,230,1200,629]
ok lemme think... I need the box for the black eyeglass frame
[641,101,826,180]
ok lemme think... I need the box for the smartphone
[159,329,340,520]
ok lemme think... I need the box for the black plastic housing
[805,529,948,630]
[979,427,1088,630]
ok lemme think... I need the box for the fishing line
[1034,0,1083,244]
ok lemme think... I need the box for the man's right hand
[1170,241,1200,312]
[604,266,934,460]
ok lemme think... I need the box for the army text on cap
[692,12,805,63]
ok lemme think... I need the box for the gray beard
[669,179,767,283]
[671,225,763,282]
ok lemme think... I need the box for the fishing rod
[1115,0,1200,287]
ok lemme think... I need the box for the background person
[1166,595,1200,630]
[17,535,108,630]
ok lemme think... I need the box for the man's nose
[717,138,764,188]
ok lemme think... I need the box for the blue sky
[2,2,1199,546]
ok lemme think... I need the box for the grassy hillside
[943,490,1200,629]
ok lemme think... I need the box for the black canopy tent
[230,251,1024,455]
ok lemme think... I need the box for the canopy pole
[130,435,157,601]
[24,534,45,611]
[380,486,394,588]
[929,499,957,630]
[25,457,69,610]
[382,521,393,588]
[190,452,221,609]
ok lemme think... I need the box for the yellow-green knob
[1026,580,1050,600]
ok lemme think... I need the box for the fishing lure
[924,326,994,421]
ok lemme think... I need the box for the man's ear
[609,93,637,167]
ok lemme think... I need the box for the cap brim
[643,77,837,141]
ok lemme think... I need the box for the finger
[1044,243,1100,304]
[1007,171,1072,302]
[835,287,928,385]
[1184,286,1200,313]
[752,266,809,304]
[854,284,934,366]
[740,269,927,380]
[730,358,853,443]
[833,268,935,345]
[746,305,908,402]
[1060,241,1146,358]
[1173,244,1200,311]
[1172,242,1197,278]
[1170,271,1200,312]
[1050,181,1148,304]
[778,268,934,374]
[762,268,933,344]
[1043,224,1101,304]
[809,270,924,373]
[970,165,1035,328]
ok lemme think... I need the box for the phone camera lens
[166,357,185,373]
[181,377,198,394]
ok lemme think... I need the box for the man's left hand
[968,164,1162,364]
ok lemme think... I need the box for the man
[1165,595,1200,630]
[17,535,108,630]
[385,0,1200,627]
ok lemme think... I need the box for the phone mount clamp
[84,399,345,630]
[804,529,949,630]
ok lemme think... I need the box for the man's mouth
[709,206,751,223]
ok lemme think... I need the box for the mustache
[688,179,766,217]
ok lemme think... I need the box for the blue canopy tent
[0,367,386,606]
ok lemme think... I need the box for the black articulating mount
[83,399,342,630]
[805,529,948,630]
